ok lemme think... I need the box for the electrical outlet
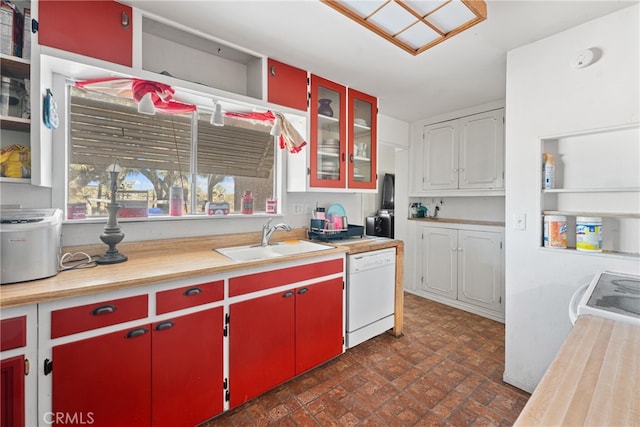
[293,204,305,215]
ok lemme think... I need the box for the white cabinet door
[421,226,457,298]
[457,230,502,312]
[458,109,504,189]
[422,120,459,190]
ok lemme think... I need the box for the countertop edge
[0,232,403,309]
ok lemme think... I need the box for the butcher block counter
[514,315,640,426]
[0,229,404,335]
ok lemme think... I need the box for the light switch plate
[514,213,526,230]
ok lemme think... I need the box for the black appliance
[366,174,394,238]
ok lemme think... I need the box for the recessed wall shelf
[540,123,639,257]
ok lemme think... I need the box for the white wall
[503,5,640,392]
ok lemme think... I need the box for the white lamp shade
[137,92,156,115]
[211,102,224,126]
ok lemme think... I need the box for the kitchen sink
[215,240,333,262]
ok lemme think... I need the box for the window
[67,86,276,218]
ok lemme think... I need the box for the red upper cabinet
[309,74,348,189]
[267,58,308,111]
[304,75,377,191]
[348,88,377,190]
[38,0,133,67]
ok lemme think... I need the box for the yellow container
[576,216,602,252]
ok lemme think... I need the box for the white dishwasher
[346,247,396,348]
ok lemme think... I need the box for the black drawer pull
[297,287,309,295]
[183,287,202,296]
[282,291,294,298]
[155,321,175,331]
[125,328,148,339]
[91,305,117,316]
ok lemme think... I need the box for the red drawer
[156,281,224,314]
[51,295,148,339]
[229,259,343,297]
[0,316,26,351]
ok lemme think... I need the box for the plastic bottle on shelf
[543,153,555,189]
[169,186,183,216]
[241,190,253,214]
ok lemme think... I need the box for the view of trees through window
[67,86,275,218]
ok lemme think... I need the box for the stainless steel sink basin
[215,240,333,262]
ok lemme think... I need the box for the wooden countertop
[0,229,403,309]
[514,315,640,426]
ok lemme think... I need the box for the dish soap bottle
[543,153,555,189]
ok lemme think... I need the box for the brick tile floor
[202,293,530,426]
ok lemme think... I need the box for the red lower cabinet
[1,355,25,427]
[229,291,295,408]
[152,308,223,427]
[52,326,152,427]
[295,278,344,374]
[52,308,224,427]
[229,278,343,408]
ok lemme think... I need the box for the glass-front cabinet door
[310,75,347,189]
[348,89,377,190]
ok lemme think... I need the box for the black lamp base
[96,252,128,265]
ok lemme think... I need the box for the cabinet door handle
[270,65,277,77]
[282,291,294,298]
[125,328,148,339]
[155,321,175,331]
[121,11,130,29]
[349,154,354,163]
[342,153,346,162]
[183,287,202,296]
[297,287,309,295]
[91,305,117,316]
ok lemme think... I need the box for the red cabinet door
[38,0,133,67]
[52,326,151,427]
[267,58,308,111]
[295,278,344,374]
[229,291,295,408]
[310,74,347,189]
[347,88,378,190]
[152,308,224,427]
[0,316,26,351]
[1,356,25,427]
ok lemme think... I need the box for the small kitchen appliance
[366,173,394,238]
[1,208,62,284]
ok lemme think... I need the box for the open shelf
[540,123,639,258]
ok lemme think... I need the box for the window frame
[50,71,287,223]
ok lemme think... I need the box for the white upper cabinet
[422,120,459,190]
[411,108,504,196]
[459,109,504,189]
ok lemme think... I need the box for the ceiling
[128,0,637,123]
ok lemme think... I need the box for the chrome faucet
[261,218,292,246]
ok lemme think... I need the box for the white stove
[570,271,640,326]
